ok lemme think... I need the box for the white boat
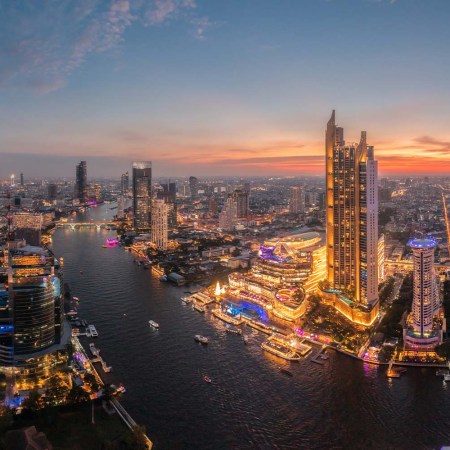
[181,296,192,304]
[444,373,450,382]
[194,335,208,344]
[149,320,159,329]
[73,296,79,301]
[88,325,98,337]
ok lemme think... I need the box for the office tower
[157,182,177,228]
[75,160,88,203]
[325,110,379,313]
[233,189,249,218]
[132,162,152,232]
[289,186,305,214]
[117,195,125,218]
[20,173,24,186]
[404,238,442,349]
[13,213,43,246]
[151,200,169,251]
[121,171,129,195]
[378,234,386,284]
[189,176,199,199]
[10,174,15,187]
[0,244,67,384]
[219,194,238,230]
[48,183,58,201]
[318,192,326,211]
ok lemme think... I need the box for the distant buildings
[189,176,199,199]
[234,189,249,219]
[132,161,152,232]
[325,110,379,325]
[404,238,442,350]
[151,199,169,251]
[289,186,305,214]
[47,183,57,201]
[13,212,43,246]
[219,194,238,230]
[121,171,129,195]
[75,161,88,203]
[20,172,24,186]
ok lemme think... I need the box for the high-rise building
[289,186,305,214]
[404,238,442,350]
[157,182,177,228]
[325,110,379,322]
[48,183,58,201]
[75,161,88,203]
[20,173,24,186]
[378,234,386,284]
[132,162,152,232]
[13,213,43,246]
[189,176,199,199]
[219,194,238,230]
[233,190,249,218]
[0,244,68,385]
[151,200,169,251]
[121,171,129,195]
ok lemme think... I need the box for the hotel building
[151,200,169,251]
[324,110,379,325]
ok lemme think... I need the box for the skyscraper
[75,161,87,203]
[151,199,169,251]
[233,189,249,218]
[20,172,24,186]
[404,238,442,350]
[157,182,177,228]
[13,213,43,246]
[289,186,305,214]
[219,194,238,230]
[121,171,129,195]
[325,110,379,321]
[48,183,58,201]
[189,176,199,199]
[132,162,152,232]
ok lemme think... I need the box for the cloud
[0,0,211,94]
[413,136,450,154]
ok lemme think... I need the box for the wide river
[52,204,450,450]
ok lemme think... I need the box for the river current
[51,204,450,450]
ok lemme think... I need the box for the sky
[1,0,450,178]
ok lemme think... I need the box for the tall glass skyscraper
[132,162,152,232]
[75,160,87,203]
[325,110,379,313]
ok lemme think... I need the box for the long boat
[212,309,244,325]
[261,340,301,361]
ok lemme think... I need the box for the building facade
[121,171,129,195]
[289,186,305,214]
[325,110,379,323]
[151,200,169,251]
[132,162,152,232]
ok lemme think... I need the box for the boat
[194,335,209,344]
[102,244,107,248]
[181,296,192,304]
[149,320,159,329]
[203,375,212,383]
[320,353,330,360]
[436,369,448,377]
[194,303,206,313]
[73,296,79,301]
[243,335,249,344]
[88,325,98,337]
[261,339,301,361]
[159,275,168,282]
[444,374,450,383]
[226,327,242,335]
[280,368,293,377]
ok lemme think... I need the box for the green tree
[66,385,90,404]
[44,376,69,407]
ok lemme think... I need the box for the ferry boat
[212,309,244,326]
[194,335,209,344]
[194,303,206,313]
[203,375,212,383]
[261,339,301,361]
[88,325,98,337]
[149,320,159,329]
[245,319,274,335]
[226,327,242,335]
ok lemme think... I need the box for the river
[51,204,450,450]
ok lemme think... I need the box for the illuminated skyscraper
[13,213,43,246]
[289,186,305,214]
[233,189,249,218]
[157,182,177,228]
[75,161,88,203]
[404,238,442,350]
[151,199,169,251]
[132,162,152,232]
[325,110,379,311]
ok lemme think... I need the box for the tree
[84,373,100,392]
[21,388,42,411]
[126,425,148,450]
[44,376,69,407]
[67,385,90,404]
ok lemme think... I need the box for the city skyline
[2,1,450,177]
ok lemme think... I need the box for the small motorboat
[73,296,79,301]
[194,335,208,344]
[243,335,249,344]
[203,375,212,383]
[226,327,242,335]
[149,320,159,329]
[280,368,293,377]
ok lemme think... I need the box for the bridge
[55,221,115,230]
